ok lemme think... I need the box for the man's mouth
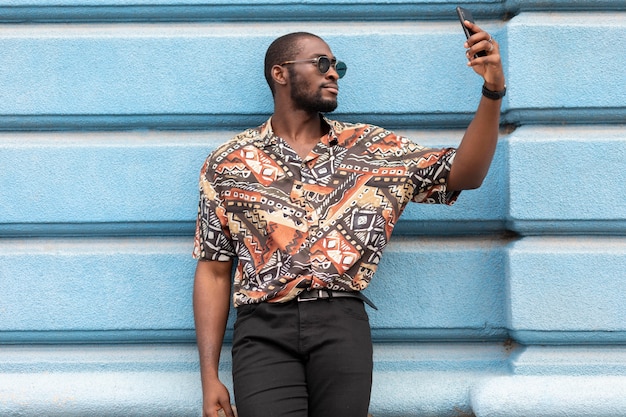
[323,84,339,95]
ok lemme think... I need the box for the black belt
[297,289,378,310]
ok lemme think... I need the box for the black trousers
[231,297,373,417]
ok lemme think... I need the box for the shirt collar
[254,115,342,149]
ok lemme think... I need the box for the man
[193,23,505,417]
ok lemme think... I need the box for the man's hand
[202,378,236,417]
[463,20,506,91]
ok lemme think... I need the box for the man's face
[287,37,340,113]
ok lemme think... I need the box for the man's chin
[318,100,338,113]
[293,96,337,113]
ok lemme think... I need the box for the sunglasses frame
[279,55,347,78]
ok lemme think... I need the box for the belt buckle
[297,289,324,302]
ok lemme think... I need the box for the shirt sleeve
[192,160,236,261]
[409,146,460,205]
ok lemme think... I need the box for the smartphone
[456,6,487,57]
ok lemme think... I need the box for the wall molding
[2,1,626,23]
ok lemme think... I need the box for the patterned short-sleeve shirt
[193,116,459,307]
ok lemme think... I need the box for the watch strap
[482,84,506,100]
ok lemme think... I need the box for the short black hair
[264,32,323,96]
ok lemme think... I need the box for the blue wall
[2,1,626,416]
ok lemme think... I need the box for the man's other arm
[193,259,236,417]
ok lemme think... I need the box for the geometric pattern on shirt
[193,116,459,307]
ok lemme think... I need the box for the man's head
[264,32,345,114]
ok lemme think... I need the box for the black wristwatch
[482,84,506,100]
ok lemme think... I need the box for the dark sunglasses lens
[317,56,331,73]
[335,61,347,78]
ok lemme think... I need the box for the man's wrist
[482,84,506,100]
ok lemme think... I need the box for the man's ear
[272,64,288,87]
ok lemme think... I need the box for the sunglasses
[280,55,347,79]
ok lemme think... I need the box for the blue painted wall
[1,1,626,416]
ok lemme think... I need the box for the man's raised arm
[447,20,506,191]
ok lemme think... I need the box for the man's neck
[271,110,328,159]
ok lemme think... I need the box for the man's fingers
[217,404,237,417]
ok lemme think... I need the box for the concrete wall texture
[1,1,625,416]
